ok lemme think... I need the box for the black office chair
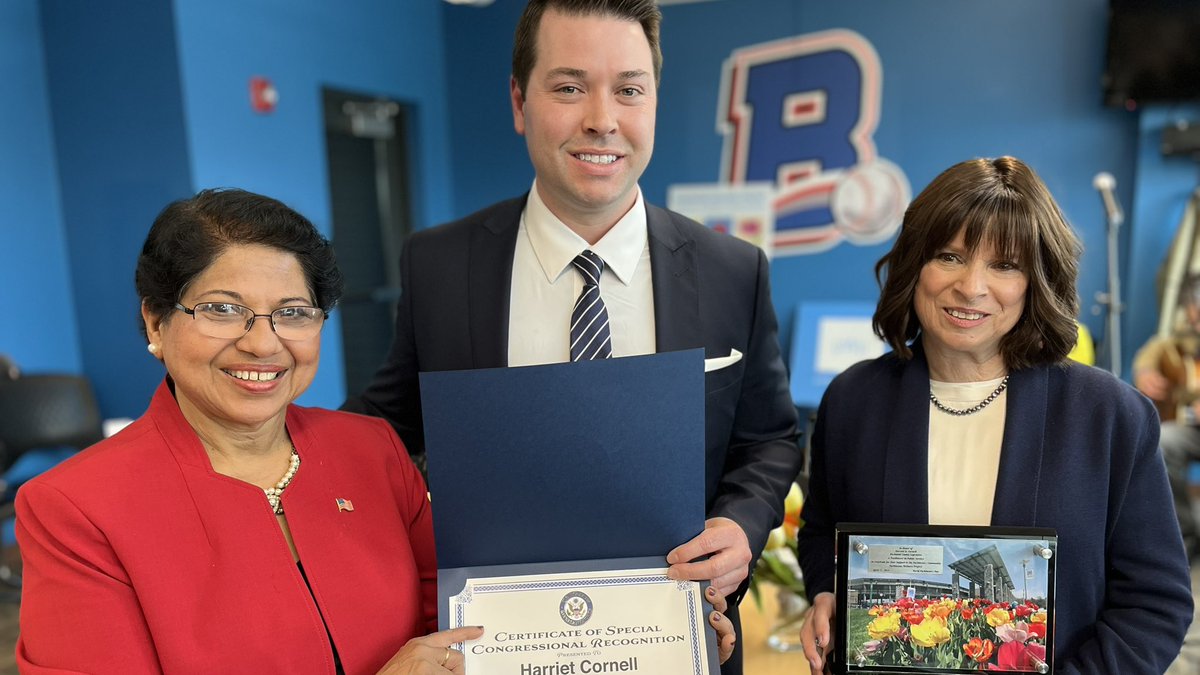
[0,374,104,473]
[0,373,105,594]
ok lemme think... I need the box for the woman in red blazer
[15,189,484,674]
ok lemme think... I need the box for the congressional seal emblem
[559,591,593,626]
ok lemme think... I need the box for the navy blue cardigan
[797,346,1193,674]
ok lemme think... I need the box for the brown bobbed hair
[511,0,663,97]
[135,188,344,339]
[872,156,1082,370]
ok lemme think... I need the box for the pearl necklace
[265,449,300,515]
[929,376,1009,416]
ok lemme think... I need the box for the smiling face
[143,244,320,435]
[510,8,656,240]
[915,228,1029,378]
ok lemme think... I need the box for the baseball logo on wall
[672,30,910,257]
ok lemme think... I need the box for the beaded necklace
[265,448,301,515]
[929,376,1009,416]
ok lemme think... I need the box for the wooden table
[740,586,811,674]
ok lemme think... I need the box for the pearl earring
[147,344,159,355]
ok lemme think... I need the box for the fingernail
[711,611,723,622]
[814,636,822,648]
[706,587,717,598]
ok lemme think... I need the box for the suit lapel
[881,348,933,522]
[990,366,1047,525]
[647,205,701,353]
[468,197,524,369]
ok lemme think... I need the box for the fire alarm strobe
[249,76,278,114]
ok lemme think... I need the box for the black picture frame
[832,523,1057,674]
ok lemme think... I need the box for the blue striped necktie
[570,250,613,361]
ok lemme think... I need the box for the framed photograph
[833,523,1057,674]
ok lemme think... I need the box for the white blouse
[927,376,1008,526]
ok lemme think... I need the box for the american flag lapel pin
[336,497,354,512]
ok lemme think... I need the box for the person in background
[15,189,483,673]
[1133,273,1200,565]
[0,355,17,381]
[797,156,1192,674]
[342,2,799,672]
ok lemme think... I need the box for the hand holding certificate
[666,516,751,598]
[420,350,723,673]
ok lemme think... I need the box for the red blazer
[16,380,437,674]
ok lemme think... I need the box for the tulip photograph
[840,534,1053,671]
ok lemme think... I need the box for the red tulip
[990,641,1048,670]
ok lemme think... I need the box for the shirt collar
[522,181,647,286]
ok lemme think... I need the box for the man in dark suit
[345,1,801,671]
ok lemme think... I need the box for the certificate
[834,523,1057,675]
[420,351,719,670]
[443,561,714,674]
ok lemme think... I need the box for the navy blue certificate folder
[420,349,706,569]
[422,351,721,671]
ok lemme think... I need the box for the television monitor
[1103,0,1200,109]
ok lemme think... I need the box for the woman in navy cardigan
[797,157,1192,674]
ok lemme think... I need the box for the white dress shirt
[508,182,656,366]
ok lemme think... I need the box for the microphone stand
[1096,202,1123,378]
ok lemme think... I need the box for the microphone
[1093,172,1124,227]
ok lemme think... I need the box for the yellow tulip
[781,483,804,539]
[764,526,786,551]
[867,612,901,640]
[910,618,951,648]
[784,482,804,516]
[986,608,1011,628]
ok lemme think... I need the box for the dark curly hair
[873,156,1082,370]
[135,188,344,338]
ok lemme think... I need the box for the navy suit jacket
[345,194,802,587]
[798,344,1193,674]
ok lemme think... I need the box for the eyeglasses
[174,302,326,341]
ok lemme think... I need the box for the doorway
[322,87,414,398]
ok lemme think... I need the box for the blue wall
[171,0,456,410]
[442,0,1159,373]
[0,0,80,374]
[18,0,455,418]
[40,0,195,419]
[7,0,1200,422]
